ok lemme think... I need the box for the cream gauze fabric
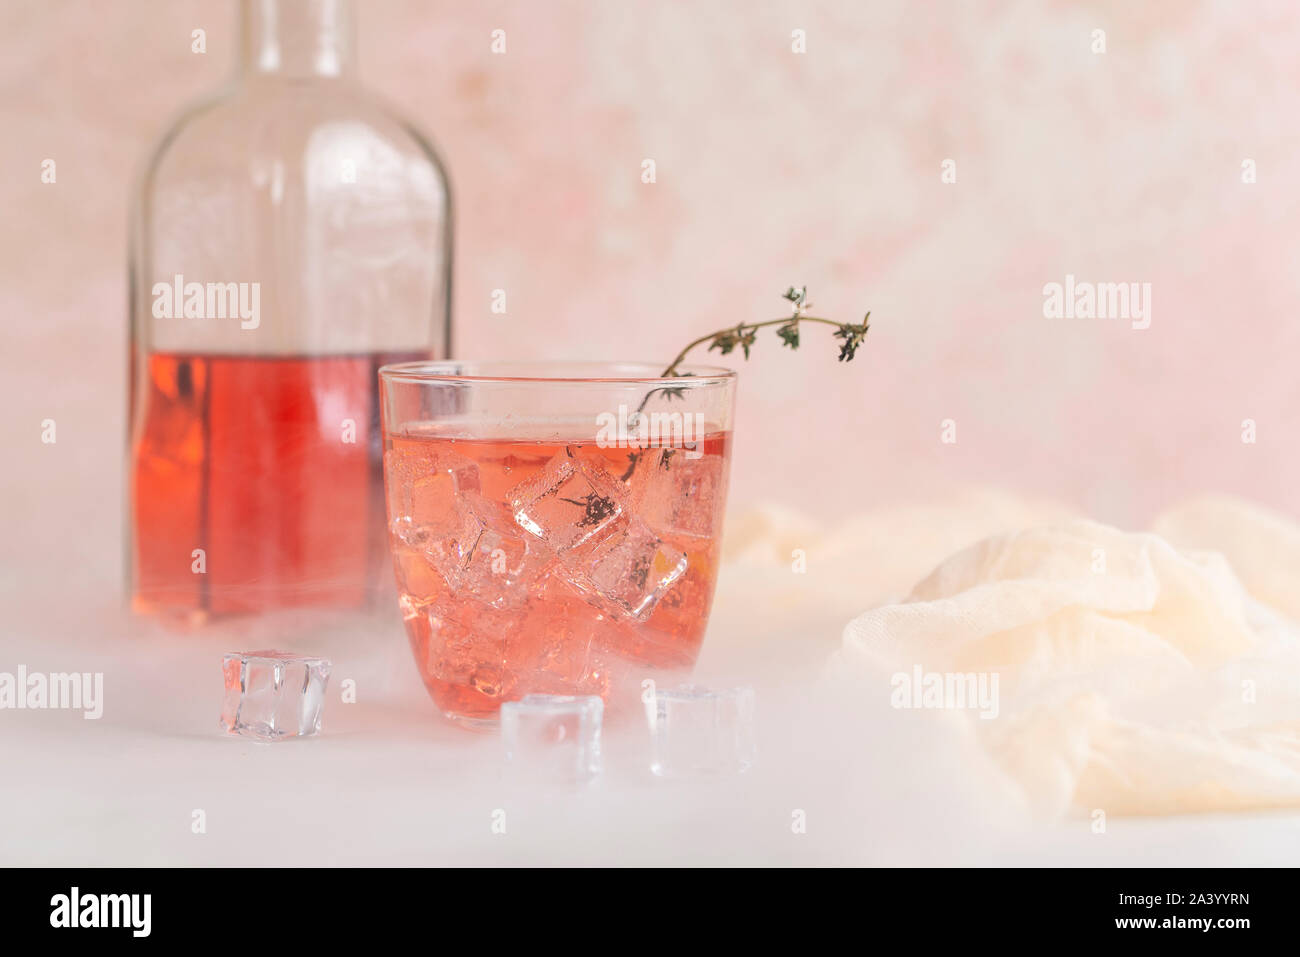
[838,497,1300,819]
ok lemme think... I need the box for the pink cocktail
[379,361,736,728]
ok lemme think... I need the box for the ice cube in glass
[507,448,627,552]
[567,518,688,620]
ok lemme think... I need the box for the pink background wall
[2,0,1296,596]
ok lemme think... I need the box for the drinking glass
[378,361,737,728]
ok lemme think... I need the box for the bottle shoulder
[136,79,450,194]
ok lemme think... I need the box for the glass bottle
[127,0,452,622]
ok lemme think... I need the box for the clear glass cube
[501,694,603,783]
[648,685,756,775]
[220,650,331,741]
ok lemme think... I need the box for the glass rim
[377,360,739,386]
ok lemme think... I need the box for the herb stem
[660,316,847,377]
[623,287,870,482]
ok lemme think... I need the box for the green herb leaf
[708,330,739,356]
[660,288,874,376]
[833,314,869,362]
[736,324,757,359]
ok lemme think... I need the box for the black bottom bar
[4,866,1290,943]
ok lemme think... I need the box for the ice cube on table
[220,650,331,742]
[507,448,627,552]
[629,448,723,540]
[567,518,687,620]
[647,685,755,775]
[501,694,603,783]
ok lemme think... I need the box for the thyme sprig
[621,286,872,481]
[659,286,870,377]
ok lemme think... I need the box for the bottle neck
[239,0,356,79]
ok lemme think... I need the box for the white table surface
[3,550,1296,868]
